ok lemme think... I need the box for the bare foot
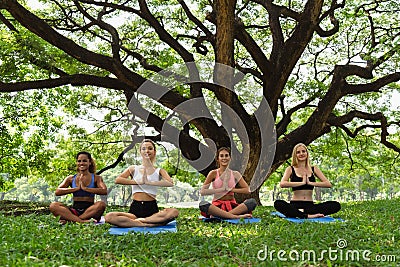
[130,218,159,227]
[234,214,253,219]
[307,213,325,219]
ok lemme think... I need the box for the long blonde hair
[291,143,311,169]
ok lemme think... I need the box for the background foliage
[0,0,399,202]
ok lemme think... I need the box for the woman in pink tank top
[199,147,257,219]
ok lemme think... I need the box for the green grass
[0,199,399,266]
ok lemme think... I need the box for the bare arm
[115,166,142,185]
[144,168,174,187]
[200,170,226,196]
[228,171,251,194]
[308,166,332,188]
[80,175,108,195]
[279,166,306,188]
[54,176,79,196]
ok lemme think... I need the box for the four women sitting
[50,141,341,225]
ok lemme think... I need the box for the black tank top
[290,166,316,191]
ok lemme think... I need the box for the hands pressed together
[302,174,314,186]
[75,173,89,191]
[221,172,234,193]
[136,166,156,185]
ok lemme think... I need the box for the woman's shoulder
[127,165,137,171]
[231,169,241,176]
[207,169,218,178]
[209,169,218,174]
[311,165,319,171]
[286,166,294,172]
[94,174,103,180]
[158,168,167,174]
[118,165,136,178]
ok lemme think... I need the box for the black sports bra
[290,166,316,191]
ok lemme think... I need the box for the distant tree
[0,90,62,191]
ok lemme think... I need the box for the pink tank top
[212,169,236,196]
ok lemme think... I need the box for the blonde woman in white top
[105,139,179,227]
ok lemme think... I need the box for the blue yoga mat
[108,220,177,235]
[199,216,261,224]
[271,211,344,223]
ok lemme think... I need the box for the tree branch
[276,96,316,137]
[0,0,114,72]
[0,74,127,92]
[72,0,122,63]
[138,0,194,62]
[178,0,214,39]
[315,0,344,37]
[328,111,400,153]
[97,139,136,175]
[344,72,400,95]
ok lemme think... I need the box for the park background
[0,0,399,266]
[0,0,399,210]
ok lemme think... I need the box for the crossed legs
[49,201,106,223]
[199,198,257,219]
[105,208,179,227]
[274,200,341,219]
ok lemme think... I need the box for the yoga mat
[199,216,261,224]
[271,211,344,223]
[108,220,177,235]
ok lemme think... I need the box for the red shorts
[201,199,239,218]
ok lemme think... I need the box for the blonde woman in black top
[274,143,341,219]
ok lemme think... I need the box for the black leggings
[274,200,341,219]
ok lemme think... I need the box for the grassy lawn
[0,199,399,266]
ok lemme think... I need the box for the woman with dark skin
[199,147,257,219]
[105,139,179,227]
[274,143,341,219]
[49,151,107,223]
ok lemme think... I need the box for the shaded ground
[0,200,50,216]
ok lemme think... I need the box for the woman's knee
[104,212,115,222]
[49,202,62,212]
[172,208,179,217]
[163,208,179,218]
[95,201,107,211]
[331,201,341,212]
[273,199,287,210]
[199,200,211,214]
[244,198,257,212]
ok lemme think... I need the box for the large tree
[0,0,399,202]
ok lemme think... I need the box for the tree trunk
[214,0,237,147]
[315,187,321,201]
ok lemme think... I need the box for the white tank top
[130,165,161,197]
